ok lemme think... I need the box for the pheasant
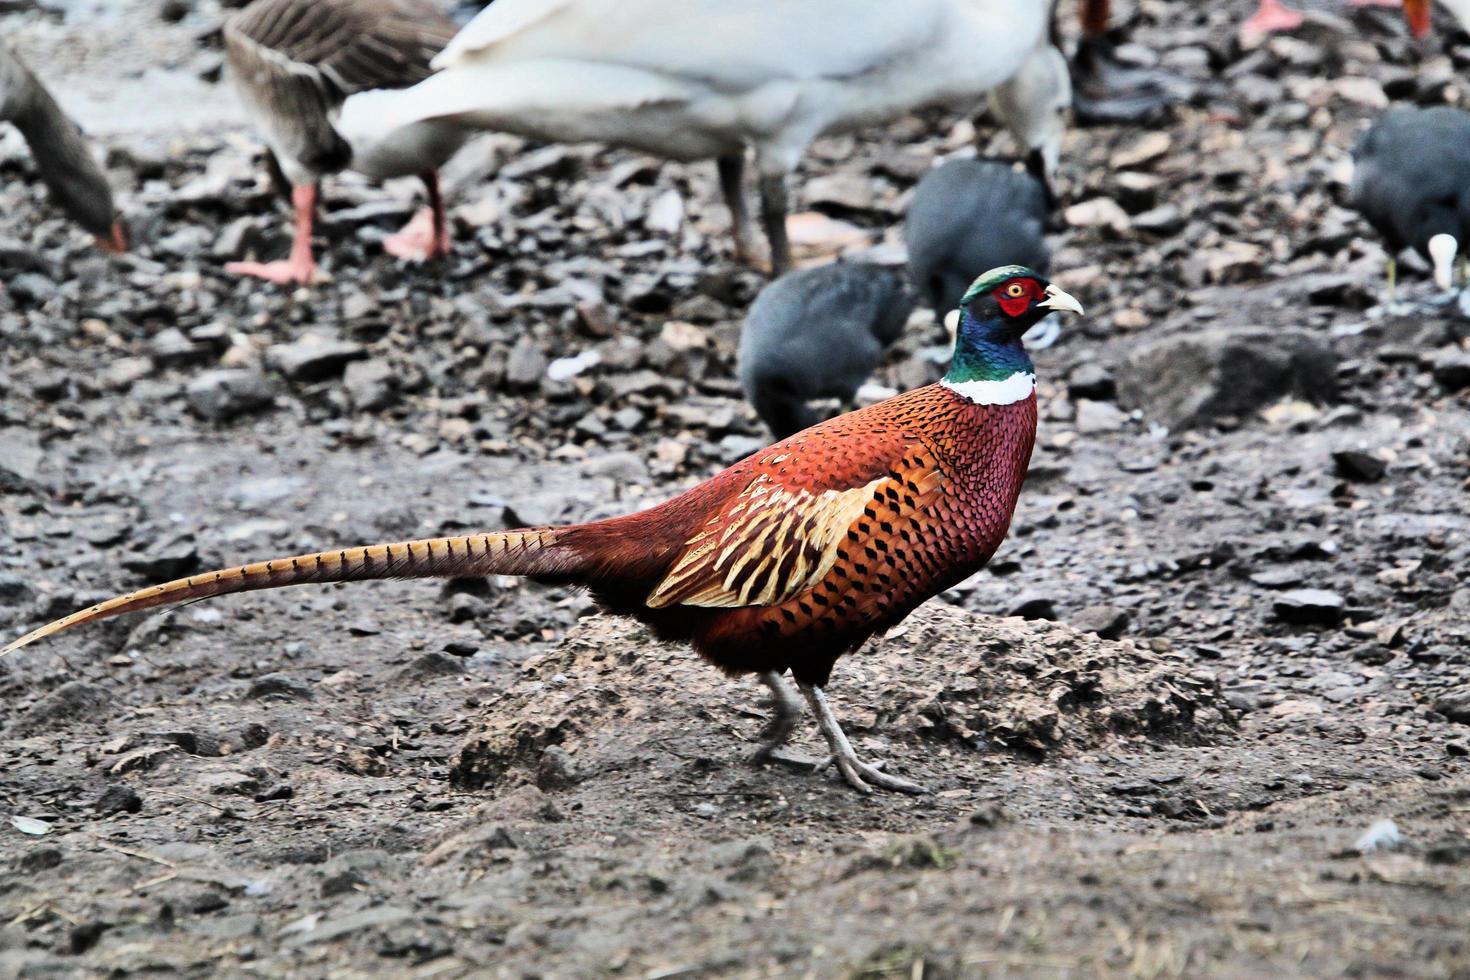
[1,266,1081,794]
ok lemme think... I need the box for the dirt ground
[2,0,1469,976]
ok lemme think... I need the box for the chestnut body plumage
[3,266,1081,794]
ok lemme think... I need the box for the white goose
[372,0,1051,274]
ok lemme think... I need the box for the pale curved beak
[1429,233,1458,291]
[1039,283,1084,316]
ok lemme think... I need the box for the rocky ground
[3,0,1470,976]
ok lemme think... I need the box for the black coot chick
[906,158,1049,320]
[1351,105,1470,294]
[739,263,915,440]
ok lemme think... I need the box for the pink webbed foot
[1242,0,1304,35]
[224,258,321,285]
[383,207,450,262]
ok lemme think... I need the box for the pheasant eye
[1004,283,1027,298]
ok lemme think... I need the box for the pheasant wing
[646,436,946,610]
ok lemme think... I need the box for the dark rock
[149,327,205,366]
[0,574,35,606]
[536,745,579,790]
[188,892,230,915]
[17,848,63,873]
[11,682,115,735]
[186,369,276,422]
[1118,329,1336,430]
[122,535,200,580]
[1272,589,1346,626]
[1434,689,1470,726]
[1008,592,1058,620]
[1432,348,1470,390]
[246,673,314,701]
[7,272,58,305]
[1332,450,1387,483]
[443,640,480,657]
[1067,364,1117,401]
[266,336,367,382]
[446,592,490,623]
[96,784,143,815]
[321,870,368,898]
[398,651,468,680]
[1071,605,1130,639]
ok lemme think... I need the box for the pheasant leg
[798,682,926,795]
[751,670,802,762]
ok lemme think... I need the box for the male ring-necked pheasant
[2,266,1081,794]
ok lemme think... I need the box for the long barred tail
[1,529,574,658]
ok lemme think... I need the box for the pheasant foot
[751,670,802,762]
[798,682,926,795]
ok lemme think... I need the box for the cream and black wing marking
[224,0,456,173]
[646,445,949,611]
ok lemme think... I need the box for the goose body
[0,42,126,252]
[380,0,1051,272]
[223,0,470,283]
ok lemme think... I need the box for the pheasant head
[944,265,1081,402]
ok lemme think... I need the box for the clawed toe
[832,755,927,795]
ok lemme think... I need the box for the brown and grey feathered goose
[0,42,126,253]
[223,0,468,284]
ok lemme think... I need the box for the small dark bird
[0,42,127,253]
[2,266,1083,795]
[739,262,916,440]
[906,158,1049,320]
[1351,104,1470,295]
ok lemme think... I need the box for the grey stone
[122,536,199,580]
[1332,449,1387,483]
[1071,605,1130,639]
[505,336,548,390]
[342,358,398,412]
[1067,364,1116,401]
[11,682,115,736]
[186,369,276,422]
[246,673,314,701]
[266,336,366,382]
[1432,348,1470,390]
[1009,592,1058,620]
[1272,589,1346,626]
[1118,329,1336,431]
[1434,689,1470,726]
[1075,399,1127,434]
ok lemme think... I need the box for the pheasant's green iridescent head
[945,265,1083,387]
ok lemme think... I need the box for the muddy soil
[2,0,1469,976]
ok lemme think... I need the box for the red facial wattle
[995,278,1041,317]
